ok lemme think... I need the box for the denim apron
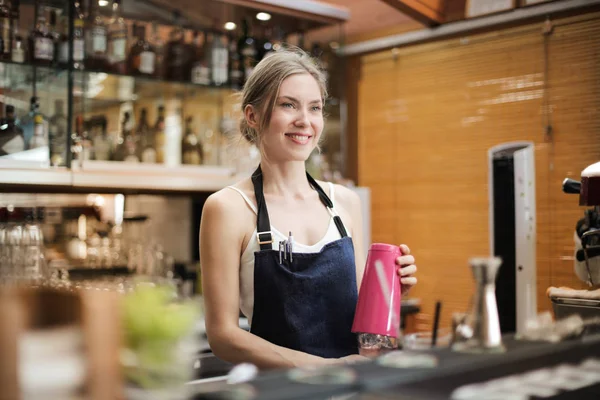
[249,166,358,358]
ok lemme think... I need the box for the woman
[200,48,417,369]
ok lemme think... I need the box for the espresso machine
[551,161,600,320]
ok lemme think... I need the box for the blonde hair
[239,47,328,145]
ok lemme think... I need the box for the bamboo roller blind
[358,12,600,331]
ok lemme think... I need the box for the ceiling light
[98,0,109,6]
[329,41,340,50]
[256,12,271,21]
[224,22,236,30]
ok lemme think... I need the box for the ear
[244,104,260,130]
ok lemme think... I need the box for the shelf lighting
[256,12,271,21]
[224,22,236,31]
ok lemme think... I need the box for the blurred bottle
[153,105,166,163]
[114,111,139,163]
[48,99,67,166]
[165,11,188,81]
[128,24,155,76]
[72,0,86,69]
[151,22,165,78]
[91,116,112,161]
[228,33,243,90]
[181,116,202,165]
[137,108,156,163]
[238,18,257,82]
[0,105,25,156]
[85,0,108,70]
[211,33,228,86]
[107,0,127,74]
[77,115,92,162]
[0,0,11,60]
[29,7,54,66]
[190,31,210,85]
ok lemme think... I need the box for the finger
[396,255,415,266]
[398,264,417,276]
[399,244,411,255]
[401,276,417,286]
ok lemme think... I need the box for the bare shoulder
[202,178,255,229]
[331,183,362,214]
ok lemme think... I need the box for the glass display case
[0,0,349,193]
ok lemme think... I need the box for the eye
[311,105,322,112]
[281,102,294,109]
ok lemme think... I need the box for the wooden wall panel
[358,13,600,332]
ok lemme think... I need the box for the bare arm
[200,191,334,369]
[334,185,367,290]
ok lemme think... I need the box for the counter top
[188,334,600,400]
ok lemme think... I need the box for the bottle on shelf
[29,7,54,66]
[229,34,243,90]
[107,0,127,74]
[153,105,166,163]
[10,0,23,63]
[0,0,11,60]
[76,114,92,162]
[28,108,48,150]
[190,31,210,85]
[128,24,155,76]
[181,116,203,165]
[239,18,258,82]
[85,0,107,70]
[0,105,25,156]
[137,108,156,163]
[150,22,165,79]
[114,111,139,163]
[48,99,67,166]
[165,11,188,81]
[72,0,85,69]
[211,33,228,86]
[49,9,60,65]
[91,115,112,161]
[21,96,42,147]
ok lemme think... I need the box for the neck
[259,160,312,197]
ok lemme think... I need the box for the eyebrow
[278,96,322,104]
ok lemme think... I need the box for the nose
[294,108,310,127]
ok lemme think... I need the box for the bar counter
[189,333,600,399]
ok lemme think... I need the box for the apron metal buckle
[257,231,274,245]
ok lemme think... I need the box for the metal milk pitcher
[452,257,506,353]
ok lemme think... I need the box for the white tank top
[226,183,350,324]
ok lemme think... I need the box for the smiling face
[258,73,324,163]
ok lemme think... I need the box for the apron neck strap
[251,165,348,250]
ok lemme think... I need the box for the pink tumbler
[352,243,402,354]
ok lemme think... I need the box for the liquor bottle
[150,22,165,79]
[229,36,243,90]
[77,115,92,161]
[21,96,41,146]
[91,116,112,161]
[49,9,59,65]
[128,24,155,76]
[181,116,203,165]
[29,8,54,66]
[107,0,127,74]
[114,112,139,162]
[154,105,166,163]
[211,33,228,86]
[48,99,67,166]
[137,108,156,163]
[0,0,11,60]
[85,0,108,70]
[72,0,85,69]
[29,110,48,150]
[11,21,24,63]
[165,12,188,81]
[10,0,23,63]
[0,105,25,156]
[238,18,257,82]
[190,31,209,85]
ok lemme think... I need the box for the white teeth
[287,134,310,142]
